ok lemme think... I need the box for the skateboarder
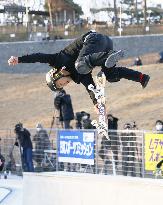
[8,31,150,107]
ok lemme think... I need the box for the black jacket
[0,154,5,171]
[17,128,33,149]
[18,31,97,104]
[33,129,50,163]
[54,93,74,121]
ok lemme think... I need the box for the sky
[73,0,163,18]
[1,0,163,19]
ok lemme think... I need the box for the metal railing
[0,128,162,179]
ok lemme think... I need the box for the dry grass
[0,53,163,130]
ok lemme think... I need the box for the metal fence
[0,128,162,179]
[1,23,163,42]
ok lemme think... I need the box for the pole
[49,108,57,137]
[135,0,139,25]
[113,0,118,35]
[119,2,122,36]
[143,0,147,33]
[48,0,53,30]
[25,0,30,39]
[25,0,29,28]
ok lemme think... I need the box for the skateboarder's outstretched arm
[8,53,58,66]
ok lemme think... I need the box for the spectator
[5,144,16,173]
[158,51,163,63]
[120,123,137,177]
[33,123,51,169]
[0,153,5,172]
[54,89,74,129]
[0,138,5,172]
[155,120,163,132]
[14,122,34,172]
[54,90,74,171]
[107,114,119,166]
[75,111,94,129]
[134,56,143,66]
[98,114,119,174]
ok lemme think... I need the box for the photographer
[33,123,51,169]
[98,114,119,173]
[0,154,5,172]
[120,123,137,177]
[0,138,5,172]
[14,122,34,172]
[154,120,163,132]
[54,89,74,129]
[75,111,94,129]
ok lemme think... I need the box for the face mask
[156,124,163,131]
[37,128,41,132]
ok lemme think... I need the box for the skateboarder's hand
[8,56,19,66]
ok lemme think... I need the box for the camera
[124,121,137,130]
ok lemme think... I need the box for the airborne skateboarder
[8,31,150,108]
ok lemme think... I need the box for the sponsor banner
[145,133,163,170]
[58,130,95,165]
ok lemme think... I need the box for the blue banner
[57,130,95,165]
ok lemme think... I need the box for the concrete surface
[23,172,163,205]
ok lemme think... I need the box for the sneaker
[153,168,163,177]
[141,74,150,88]
[105,50,124,68]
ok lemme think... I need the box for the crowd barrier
[0,128,163,179]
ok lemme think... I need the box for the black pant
[102,66,142,83]
[76,33,142,83]
[78,32,113,64]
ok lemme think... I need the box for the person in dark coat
[158,51,163,63]
[54,89,74,129]
[0,154,5,172]
[154,120,163,132]
[0,138,5,172]
[98,114,119,173]
[8,31,150,110]
[121,123,137,177]
[14,122,34,172]
[107,114,119,166]
[33,123,51,168]
[134,56,143,66]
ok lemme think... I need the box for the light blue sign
[58,130,95,165]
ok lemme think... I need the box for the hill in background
[0,53,163,130]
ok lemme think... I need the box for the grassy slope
[0,56,163,130]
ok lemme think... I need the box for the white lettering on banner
[83,132,94,142]
[60,141,93,156]
[60,135,79,140]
